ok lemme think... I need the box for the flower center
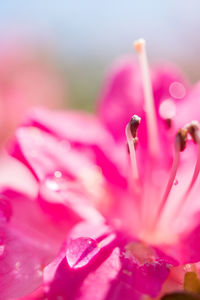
[125,39,200,244]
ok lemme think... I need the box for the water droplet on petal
[174,179,178,185]
[54,171,62,178]
[169,82,186,99]
[43,172,67,193]
[44,176,60,192]
[66,237,99,269]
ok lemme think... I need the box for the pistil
[134,39,159,157]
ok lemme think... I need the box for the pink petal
[77,247,141,300]
[0,220,53,299]
[0,190,71,299]
[43,222,119,300]
[121,241,177,297]
[2,190,70,250]
[97,57,189,172]
[0,152,38,199]
[18,108,127,188]
[167,221,200,265]
[175,82,200,129]
[97,57,144,143]
[43,223,175,299]
[38,182,104,224]
[11,126,95,182]
[97,57,188,144]
[15,287,44,300]
[10,126,105,224]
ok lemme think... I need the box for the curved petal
[0,221,47,300]
[0,212,57,299]
[97,57,188,143]
[170,222,200,265]
[16,287,44,300]
[10,126,107,223]
[0,152,38,199]
[43,223,175,299]
[121,241,177,297]
[10,126,96,182]
[17,108,127,189]
[0,187,74,300]
[43,222,121,300]
[97,57,145,143]
[97,57,189,172]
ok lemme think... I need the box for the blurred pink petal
[97,57,188,145]
[0,152,38,198]
[21,108,127,188]
[0,196,64,300]
[0,38,65,145]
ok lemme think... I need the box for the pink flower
[4,39,200,299]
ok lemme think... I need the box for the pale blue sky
[0,1,199,108]
[0,0,199,62]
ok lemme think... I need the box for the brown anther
[186,121,200,144]
[176,128,188,152]
[130,115,141,138]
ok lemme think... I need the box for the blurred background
[0,0,200,117]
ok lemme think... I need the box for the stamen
[126,115,141,181]
[186,121,200,144]
[156,128,188,218]
[183,121,200,197]
[176,128,188,152]
[134,39,159,157]
[130,115,141,138]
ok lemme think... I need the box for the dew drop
[54,171,62,178]
[44,176,60,192]
[173,179,178,185]
[66,237,99,269]
[44,172,67,193]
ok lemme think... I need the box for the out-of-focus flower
[3,39,200,299]
[0,37,65,145]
